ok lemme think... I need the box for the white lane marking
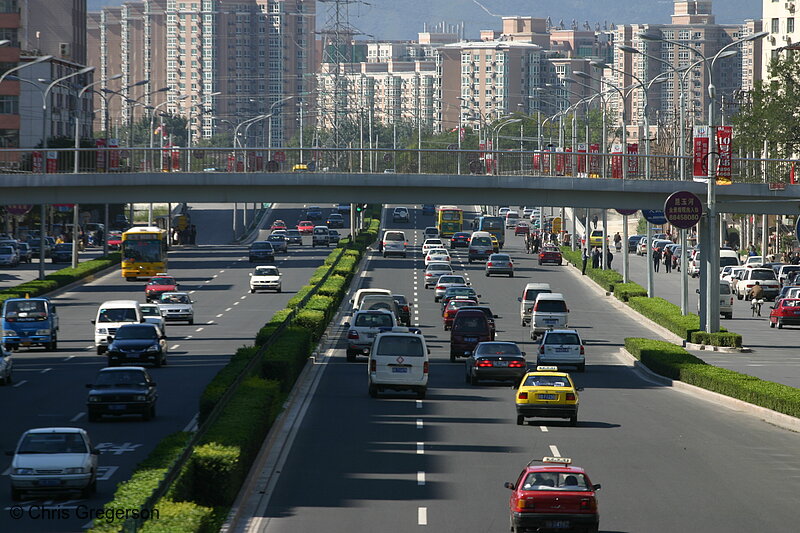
[219,270,225,274]
[233,302,240,305]
[13,380,27,388]
[70,412,85,422]
[63,355,75,361]
[183,413,199,432]
[416,400,423,409]
[40,368,52,374]
[225,307,232,312]
[204,280,211,283]
[240,296,247,300]
[213,274,218,278]
[417,471,426,486]
[190,290,196,294]
[216,313,224,318]
[417,419,423,429]
[186,335,193,339]
[540,426,549,432]
[417,442,424,455]
[206,320,214,324]
[196,327,204,332]
[360,270,368,278]
[86,345,94,349]
[549,445,561,457]
[172,344,180,350]
[418,507,428,526]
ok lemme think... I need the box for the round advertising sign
[615,209,638,216]
[663,191,703,229]
[641,209,668,225]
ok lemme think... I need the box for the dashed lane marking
[418,507,428,526]
[417,471,426,486]
[40,368,52,374]
[172,344,180,350]
[216,314,224,318]
[416,400,423,409]
[195,327,204,332]
[13,380,27,388]
[549,444,561,457]
[417,442,424,455]
[417,419,423,429]
[540,426,549,432]
[71,412,85,422]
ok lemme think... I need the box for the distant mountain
[89,0,761,40]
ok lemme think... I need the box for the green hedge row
[0,252,121,304]
[613,282,648,302]
[625,338,800,418]
[689,330,743,348]
[124,207,381,533]
[559,246,622,291]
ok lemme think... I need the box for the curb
[615,347,800,433]
[684,342,751,353]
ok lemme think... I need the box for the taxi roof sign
[542,457,572,465]
[536,366,559,372]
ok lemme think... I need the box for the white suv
[382,231,407,257]
[368,329,429,399]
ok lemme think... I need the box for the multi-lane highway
[0,203,340,532]
[245,206,800,533]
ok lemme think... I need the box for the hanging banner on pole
[32,150,43,173]
[611,143,623,179]
[693,125,710,182]
[95,139,106,172]
[46,151,58,173]
[108,139,120,171]
[716,125,733,185]
[627,143,639,178]
[564,147,573,176]
[577,143,587,176]
[555,148,565,175]
[533,153,541,172]
[588,143,600,177]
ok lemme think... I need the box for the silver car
[537,329,585,372]
[157,292,194,324]
[424,262,453,289]
[0,245,18,267]
[485,253,514,277]
[434,275,469,302]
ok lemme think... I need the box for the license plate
[464,336,477,342]
[391,367,408,373]
[545,521,570,529]
[494,361,509,367]
[109,404,127,411]
[537,394,557,400]
[37,479,61,487]
[555,347,571,352]
[21,341,31,346]
[545,319,557,324]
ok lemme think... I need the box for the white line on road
[40,368,52,374]
[189,290,196,294]
[240,295,247,300]
[213,274,218,278]
[186,335,193,339]
[86,345,94,349]
[233,301,240,305]
[205,280,211,283]
[183,413,199,432]
[549,444,561,457]
[70,412,85,422]
[216,313,224,318]
[172,344,180,350]
[63,355,75,361]
[416,400,423,408]
[540,426,549,432]
[417,471,426,486]
[13,380,27,388]
[418,507,428,525]
[206,320,214,324]
[196,327,204,332]
[417,419,423,429]
[219,270,225,274]
[417,442,424,455]
[225,308,232,312]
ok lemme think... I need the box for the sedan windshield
[94,370,146,387]
[115,325,158,340]
[475,343,521,356]
[140,306,161,317]
[17,433,88,454]
[521,472,590,491]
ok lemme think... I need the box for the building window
[789,18,795,33]
[0,95,17,114]
[772,18,780,34]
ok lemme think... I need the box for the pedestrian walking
[591,246,601,269]
[653,247,662,272]
[664,247,672,273]
[592,214,598,229]
[605,248,614,269]
[613,232,622,252]
[581,247,589,275]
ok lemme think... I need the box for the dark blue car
[422,204,435,215]
[50,243,73,263]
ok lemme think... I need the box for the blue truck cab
[2,297,59,351]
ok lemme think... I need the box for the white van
[92,300,143,354]
[719,249,740,269]
[518,282,552,326]
[382,230,407,258]
[350,288,393,313]
[530,293,569,339]
[368,329,429,399]
[505,210,520,229]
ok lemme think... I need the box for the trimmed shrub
[286,285,314,309]
[308,264,331,286]
[627,296,700,340]
[138,500,215,533]
[333,256,357,278]
[614,282,648,302]
[198,346,260,424]
[172,443,240,508]
[324,248,344,266]
[294,309,327,340]
[317,275,347,300]
[260,327,312,388]
[254,308,292,346]
[690,331,743,348]
[624,337,704,380]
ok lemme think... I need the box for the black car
[628,235,645,253]
[326,213,345,228]
[86,366,158,421]
[464,341,527,385]
[249,241,275,262]
[105,324,167,368]
[450,232,471,248]
[392,294,412,326]
[285,229,303,245]
[306,206,323,220]
[50,243,73,263]
[422,204,435,215]
[267,234,288,253]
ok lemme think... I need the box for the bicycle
[750,298,764,317]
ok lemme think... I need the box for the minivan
[696,280,734,320]
[450,309,493,362]
[518,283,552,326]
[92,300,144,355]
[382,230,407,258]
[505,210,520,228]
[311,226,330,247]
[368,330,429,399]
[468,231,494,263]
[351,288,393,313]
[530,293,569,339]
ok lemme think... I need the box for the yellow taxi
[587,229,604,247]
[489,234,500,253]
[515,367,582,426]
[292,164,309,172]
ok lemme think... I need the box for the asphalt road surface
[0,203,343,532]
[246,205,800,533]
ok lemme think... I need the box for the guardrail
[0,146,794,184]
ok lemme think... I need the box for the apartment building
[763,0,797,79]
[88,0,315,146]
[19,0,87,64]
[0,0,21,149]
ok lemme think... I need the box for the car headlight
[96,328,108,335]
[14,468,35,475]
[36,329,51,336]
[3,330,16,337]
[64,467,89,474]
[134,395,147,401]
[146,345,160,352]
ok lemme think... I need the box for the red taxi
[107,231,122,250]
[145,275,178,302]
[538,246,563,266]
[296,221,314,234]
[515,222,530,236]
[442,298,477,330]
[505,457,601,533]
[769,298,800,329]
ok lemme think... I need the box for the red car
[505,457,601,533]
[297,221,314,234]
[145,275,178,302]
[442,298,478,330]
[271,220,287,230]
[769,298,800,328]
[107,231,122,250]
[515,222,530,236]
[538,246,563,266]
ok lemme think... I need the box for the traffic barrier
[625,338,800,418]
[90,210,381,532]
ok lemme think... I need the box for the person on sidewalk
[592,214,598,229]
[581,247,589,275]
[591,246,601,269]
[605,248,614,269]
[613,232,622,252]
[653,247,662,272]
[663,247,673,273]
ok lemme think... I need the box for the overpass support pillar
[622,215,629,283]
[646,223,654,298]
[698,214,709,330]
[601,210,607,270]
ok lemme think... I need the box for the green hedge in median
[198,346,260,424]
[613,282,649,302]
[559,246,622,291]
[139,500,215,533]
[625,338,800,418]
[689,330,743,348]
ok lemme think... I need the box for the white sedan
[422,239,446,254]
[249,265,282,293]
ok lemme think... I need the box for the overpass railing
[0,147,794,184]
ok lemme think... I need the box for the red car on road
[514,222,530,236]
[769,298,800,328]
[504,457,601,533]
[538,246,563,266]
[297,221,314,234]
[271,220,287,230]
[442,298,478,330]
[145,275,179,302]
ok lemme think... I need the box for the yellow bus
[121,226,168,280]
[436,205,463,237]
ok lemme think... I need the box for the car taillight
[508,361,525,368]
[566,393,576,401]
[487,262,493,266]
[516,498,535,511]
[369,359,376,372]
[580,498,596,511]
[518,392,528,400]
[580,345,584,355]
[347,330,359,339]
[436,285,444,290]
[423,361,429,374]
[403,305,409,312]
[539,345,544,354]
[730,297,734,305]
[477,360,493,367]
